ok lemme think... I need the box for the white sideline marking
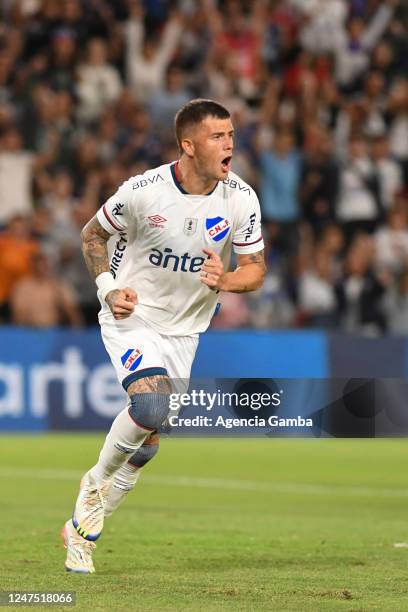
[0,466,407,498]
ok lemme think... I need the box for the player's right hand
[105,287,138,320]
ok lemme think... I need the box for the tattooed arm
[81,215,137,318]
[81,216,112,279]
[200,248,266,293]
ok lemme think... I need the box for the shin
[104,434,160,517]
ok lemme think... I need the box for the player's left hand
[201,248,225,291]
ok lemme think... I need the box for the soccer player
[61,99,265,573]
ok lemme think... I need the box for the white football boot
[61,519,96,574]
[72,470,112,542]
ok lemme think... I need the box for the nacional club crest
[184,218,198,235]
[121,348,143,372]
[205,217,231,242]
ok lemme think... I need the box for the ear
[181,138,194,158]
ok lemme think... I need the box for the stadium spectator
[332,0,395,92]
[41,170,76,226]
[336,133,384,241]
[298,245,338,328]
[385,269,408,335]
[209,0,264,100]
[300,124,339,232]
[0,48,16,107]
[0,127,37,226]
[10,250,83,328]
[259,127,301,253]
[97,111,121,164]
[76,38,122,123]
[0,215,39,321]
[335,237,389,334]
[149,64,190,134]
[387,79,408,182]
[70,134,101,194]
[46,28,78,92]
[176,4,212,92]
[125,3,183,103]
[293,0,348,55]
[318,223,345,281]
[374,206,408,276]
[370,133,403,210]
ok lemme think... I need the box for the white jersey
[96,161,264,336]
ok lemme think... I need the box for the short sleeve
[232,191,264,255]
[96,179,135,235]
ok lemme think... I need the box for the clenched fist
[106,287,138,319]
[200,248,226,291]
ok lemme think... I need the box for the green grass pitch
[1,435,408,611]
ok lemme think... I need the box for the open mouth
[221,156,232,172]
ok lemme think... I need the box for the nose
[224,136,233,151]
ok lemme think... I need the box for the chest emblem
[184,218,198,236]
[206,217,231,242]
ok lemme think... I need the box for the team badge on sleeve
[121,348,143,371]
[206,217,231,242]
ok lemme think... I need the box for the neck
[176,156,218,195]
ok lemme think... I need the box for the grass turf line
[0,436,408,611]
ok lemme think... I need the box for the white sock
[104,463,142,517]
[90,405,151,485]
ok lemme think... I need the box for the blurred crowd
[0,0,407,334]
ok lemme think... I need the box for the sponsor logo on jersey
[112,202,124,216]
[148,214,167,228]
[132,174,164,190]
[184,218,197,236]
[244,213,256,241]
[148,248,204,272]
[121,348,143,372]
[206,217,231,242]
[222,177,250,194]
[110,233,128,278]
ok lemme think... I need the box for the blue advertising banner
[193,330,328,377]
[0,327,125,431]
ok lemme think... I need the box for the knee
[128,376,170,431]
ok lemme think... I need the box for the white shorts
[100,314,199,391]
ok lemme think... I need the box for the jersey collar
[170,161,218,196]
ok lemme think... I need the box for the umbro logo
[148,214,167,228]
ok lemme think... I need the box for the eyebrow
[211,130,235,136]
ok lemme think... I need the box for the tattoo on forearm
[232,249,266,293]
[81,217,111,279]
[249,249,265,265]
